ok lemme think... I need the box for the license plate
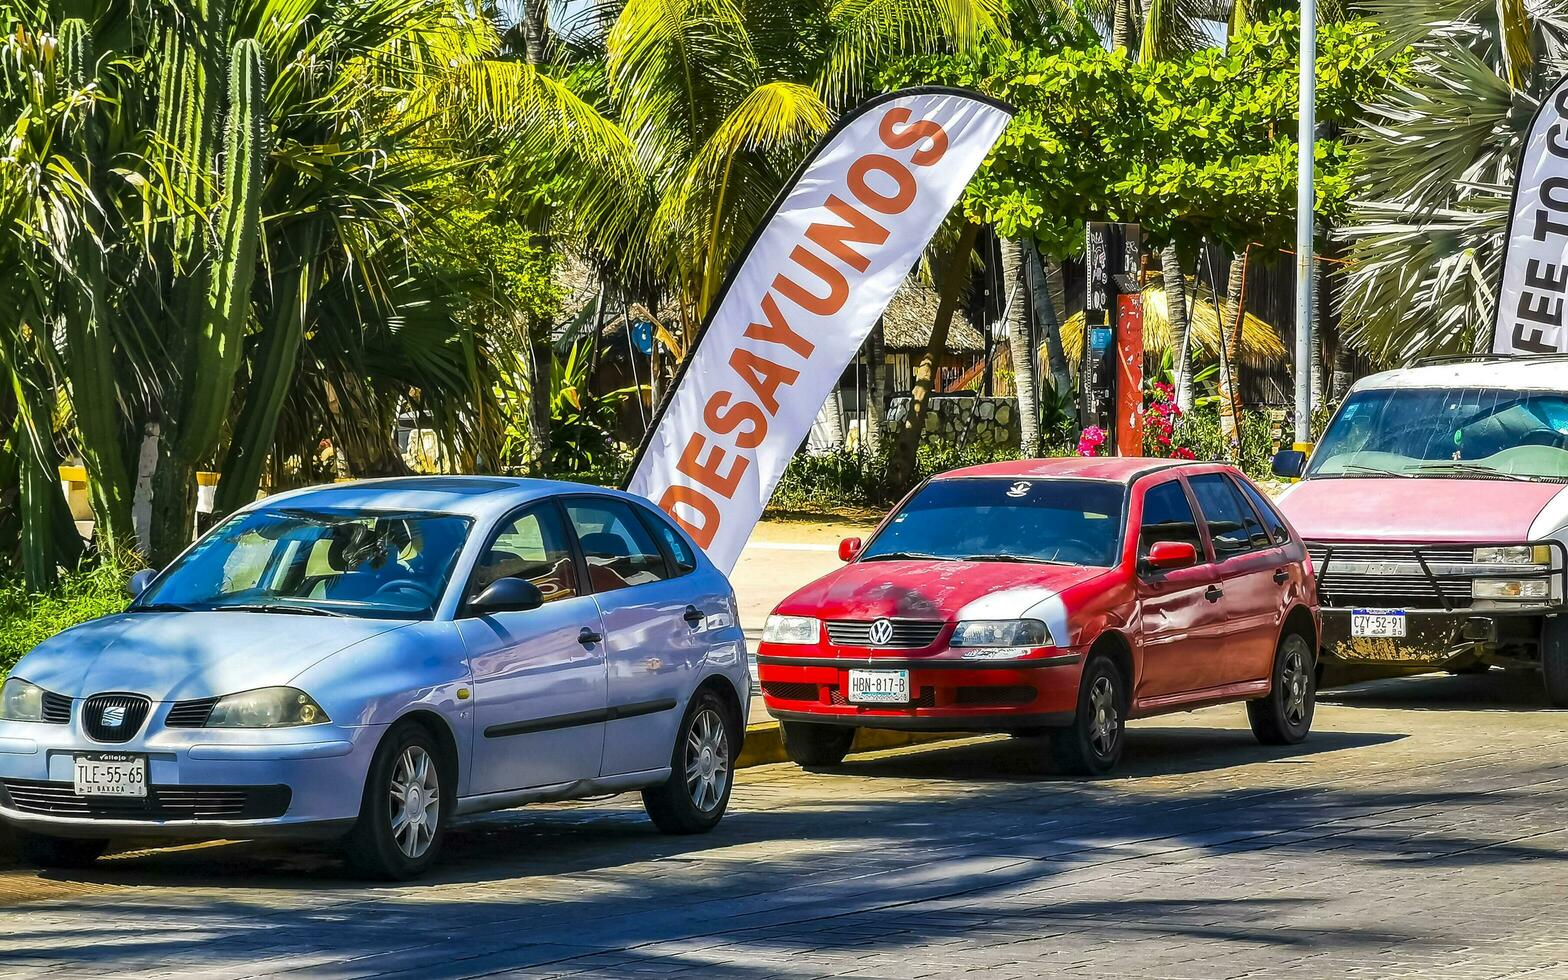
[847,669,910,704]
[1352,609,1407,638]
[73,752,147,798]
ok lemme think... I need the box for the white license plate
[847,669,910,704]
[73,752,147,798]
[1351,609,1407,638]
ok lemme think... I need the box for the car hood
[775,559,1115,623]
[12,611,413,701]
[1278,477,1568,544]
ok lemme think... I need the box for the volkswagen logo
[867,618,895,646]
[99,704,126,728]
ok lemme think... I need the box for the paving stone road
[3,670,1568,979]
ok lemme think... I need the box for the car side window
[565,499,672,593]
[1138,480,1206,560]
[638,506,698,574]
[1188,474,1257,558]
[1235,478,1291,546]
[471,506,579,603]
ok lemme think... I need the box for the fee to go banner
[1496,73,1568,355]
[624,87,1013,571]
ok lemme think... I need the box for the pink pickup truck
[1272,355,1568,703]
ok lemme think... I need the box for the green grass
[0,562,131,677]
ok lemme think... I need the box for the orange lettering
[879,107,948,166]
[847,153,916,215]
[802,195,889,273]
[677,432,749,499]
[729,347,801,414]
[774,246,848,316]
[746,291,816,359]
[659,484,721,549]
[704,390,768,450]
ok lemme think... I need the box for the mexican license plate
[847,669,909,704]
[1351,609,1407,639]
[73,752,147,798]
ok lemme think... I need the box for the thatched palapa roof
[880,278,985,354]
[1056,285,1286,362]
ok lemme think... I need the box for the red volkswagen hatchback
[758,458,1320,775]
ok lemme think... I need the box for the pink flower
[1173,447,1197,460]
[1077,426,1107,457]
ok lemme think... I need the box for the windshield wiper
[860,551,948,562]
[214,603,349,618]
[127,602,197,613]
[1416,461,1538,482]
[1336,462,1414,478]
[961,554,1065,565]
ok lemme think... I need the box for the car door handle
[578,627,602,646]
[1205,585,1225,603]
[683,606,705,626]
[1273,568,1290,584]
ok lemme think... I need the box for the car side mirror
[127,568,157,599]
[1146,541,1199,571]
[469,577,544,615]
[1271,449,1307,479]
[838,537,863,562]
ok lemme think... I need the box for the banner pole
[1294,0,1317,446]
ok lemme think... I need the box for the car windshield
[134,507,472,620]
[1306,386,1568,482]
[860,478,1126,567]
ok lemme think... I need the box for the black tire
[780,720,855,769]
[644,689,738,834]
[1248,632,1316,745]
[1543,616,1568,708]
[1051,654,1126,776]
[344,721,451,880]
[14,830,108,869]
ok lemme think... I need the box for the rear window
[859,477,1126,567]
[1189,474,1265,556]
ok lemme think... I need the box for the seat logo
[868,618,895,646]
[100,704,126,728]
[1007,481,1032,498]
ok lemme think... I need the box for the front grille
[164,697,220,728]
[0,779,291,821]
[81,694,151,743]
[40,692,71,724]
[954,685,1036,707]
[828,685,936,708]
[825,619,945,649]
[1306,541,1479,611]
[762,682,819,702]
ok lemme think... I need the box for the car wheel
[1248,632,1316,745]
[780,720,856,769]
[643,689,737,834]
[14,830,108,869]
[344,722,450,880]
[1051,655,1126,776]
[1543,616,1568,708]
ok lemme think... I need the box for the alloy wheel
[388,744,440,859]
[1282,645,1310,726]
[1087,675,1119,757]
[685,707,730,812]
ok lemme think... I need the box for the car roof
[249,475,642,519]
[1353,354,1568,392]
[935,456,1190,483]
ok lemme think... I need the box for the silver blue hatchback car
[0,477,749,878]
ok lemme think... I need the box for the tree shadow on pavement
[1320,669,1560,713]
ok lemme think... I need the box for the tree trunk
[1161,243,1194,412]
[523,0,548,65]
[889,221,979,489]
[999,237,1038,453]
[864,318,887,451]
[1025,242,1072,408]
[1216,249,1247,457]
[1112,0,1138,50]
[818,391,846,450]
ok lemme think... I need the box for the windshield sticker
[1006,481,1032,498]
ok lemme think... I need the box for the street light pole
[1294,0,1317,447]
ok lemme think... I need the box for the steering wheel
[371,579,438,604]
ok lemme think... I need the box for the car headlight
[205,687,330,728]
[950,619,1051,648]
[1473,545,1552,566]
[761,615,821,645]
[0,678,49,723]
[1472,579,1552,601]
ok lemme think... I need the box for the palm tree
[1336,0,1562,361]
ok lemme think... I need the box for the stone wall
[885,394,1020,451]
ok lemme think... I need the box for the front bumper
[0,717,381,839]
[756,644,1084,731]
[1320,605,1558,668]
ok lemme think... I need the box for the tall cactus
[57,18,137,559]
